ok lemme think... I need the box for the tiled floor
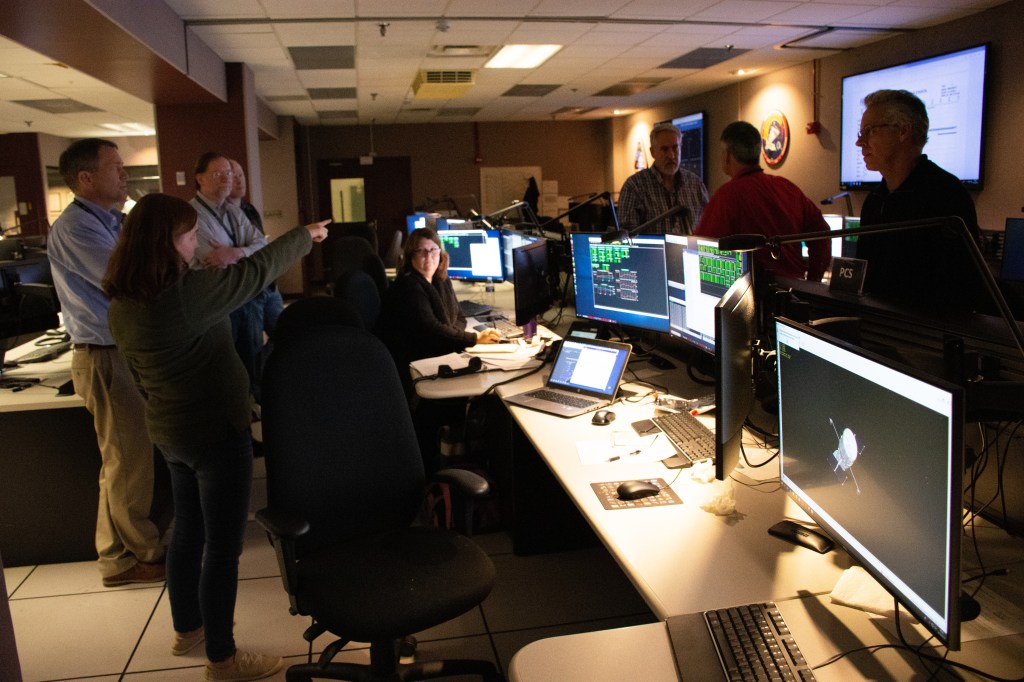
[5,458,656,682]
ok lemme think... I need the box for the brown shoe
[102,561,166,587]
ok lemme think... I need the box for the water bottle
[484,277,495,307]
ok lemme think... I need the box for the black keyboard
[527,389,597,410]
[15,340,73,364]
[459,300,492,317]
[704,602,815,681]
[652,410,715,463]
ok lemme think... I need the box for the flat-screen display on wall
[671,111,705,184]
[840,44,988,190]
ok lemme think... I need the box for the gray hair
[863,89,929,148]
[650,123,682,147]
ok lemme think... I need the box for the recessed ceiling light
[485,45,561,69]
[733,69,756,76]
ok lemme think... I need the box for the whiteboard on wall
[480,166,541,215]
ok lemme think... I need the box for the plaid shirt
[616,167,708,235]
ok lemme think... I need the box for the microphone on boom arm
[600,204,689,244]
[538,192,617,234]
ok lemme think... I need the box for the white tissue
[697,477,737,516]
[830,566,897,619]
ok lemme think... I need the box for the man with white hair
[854,89,983,311]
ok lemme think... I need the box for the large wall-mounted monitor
[571,233,670,333]
[776,317,964,649]
[670,111,706,185]
[840,44,988,190]
[664,234,748,354]
[439,229,504,282]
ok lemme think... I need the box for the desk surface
[497,354,1024,680]
[511,554,1024,682]
[498,371,851,620]
[1,335,79,412]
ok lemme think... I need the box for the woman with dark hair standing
[378,227,500,371]
[104,193,328,681]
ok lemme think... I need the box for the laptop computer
[503,337,631,418]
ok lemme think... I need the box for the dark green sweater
[109,227,312,447]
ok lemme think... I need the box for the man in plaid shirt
[617,123,709,235]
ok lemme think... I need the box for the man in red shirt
[695,121,830,281]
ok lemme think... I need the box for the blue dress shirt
[47,197,124,346]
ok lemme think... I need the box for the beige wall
[612,0,1024,232]
[303,119,614,216]
[259,119,303,293]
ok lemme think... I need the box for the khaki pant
[72,346,164,576]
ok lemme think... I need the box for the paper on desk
[576,432,677,465]
[468,342,544,370]
[409,353,468,377]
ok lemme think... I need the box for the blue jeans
[230,287,284,403]
[157,429,253,663]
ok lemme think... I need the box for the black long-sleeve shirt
[377,271,476,371]
[856,155,984,313]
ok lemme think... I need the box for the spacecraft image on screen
[828,418,863,493]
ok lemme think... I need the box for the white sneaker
[205,649,284,681]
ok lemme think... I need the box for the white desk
[511,564,1024,681]
[498,375,850,619]
[1,337,100,565]
[497,371,1024,680]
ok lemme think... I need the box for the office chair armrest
[433,468,490,498]
[256,507,310,613]
[255,507,310,539]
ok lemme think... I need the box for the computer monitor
[1000,218,1024,282]
[775,317,964,649]
[435,217,469,231]
[501,228,542,281]
[406,212,429,233]
[665,234,749,354]
[439,229,504,282]
[714,272,756,480]
[801,214,844,259]
[570,233,669,333]
[512,239,553,330]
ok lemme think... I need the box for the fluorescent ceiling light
[485,45,561,69]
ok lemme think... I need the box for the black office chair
[332,270,381,331]
[329,235,389,299]
[258,316,499,682]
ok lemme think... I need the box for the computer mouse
[616,480,661,501]
[591,409,616,426]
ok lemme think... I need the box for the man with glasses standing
[190,153,270,405]
[854,89,982,311]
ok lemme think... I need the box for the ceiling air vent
[411,70,475,99]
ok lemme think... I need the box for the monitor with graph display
[664,234,748,354]
[571,233,669,333]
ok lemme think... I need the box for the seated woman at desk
[378,227,500,473]
[377,227,500,375]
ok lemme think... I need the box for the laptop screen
[548,338,630,396]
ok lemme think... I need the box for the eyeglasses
[209,170,235,179]
[856,124,897,142]
[413,247,441,258]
